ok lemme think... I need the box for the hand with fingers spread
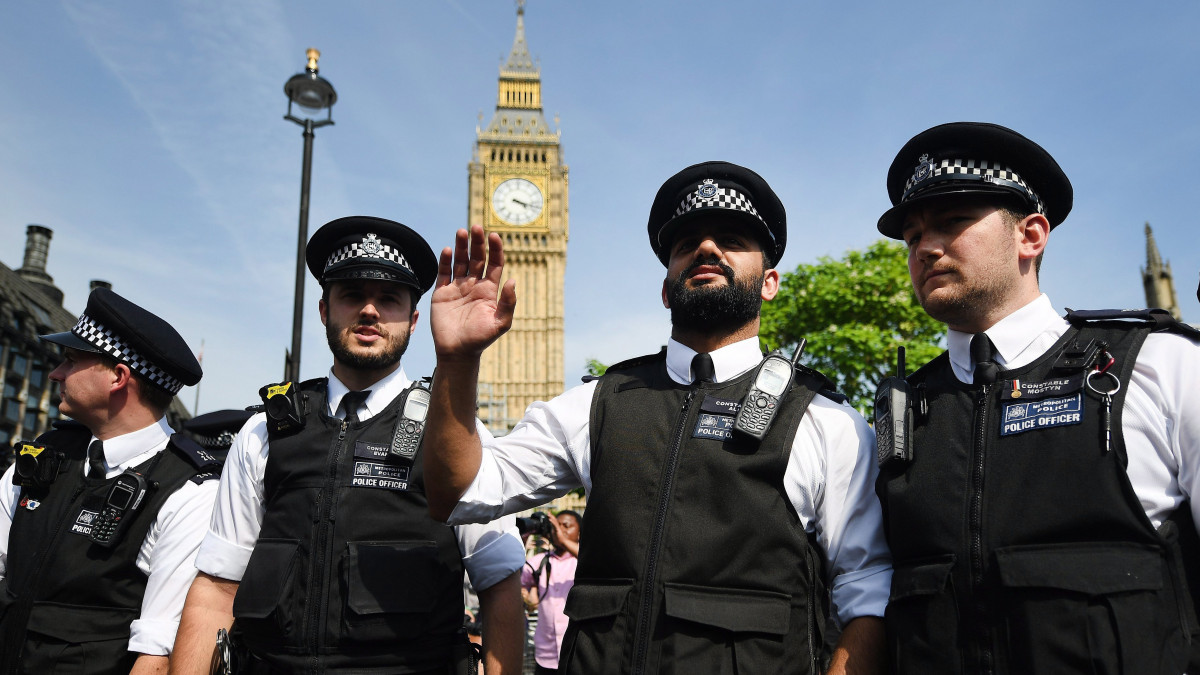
[431,224,517,359]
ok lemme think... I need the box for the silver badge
[361,233,383,256]
[697,178,718,200]
[911,153,935,185]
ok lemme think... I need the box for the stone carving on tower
[1141,222,1180,320]
[468,1,568,431]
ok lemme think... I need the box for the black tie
[971,333,1000,385]
[87,440,106,478]
[691,353,715,384]
[341,390,371,423]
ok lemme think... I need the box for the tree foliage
[759,239,946,415]
[585,359,608,377]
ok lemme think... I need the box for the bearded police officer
[0,288,214,674]
[874,122,1200,674]
[423,162,891,675]
[172,217,525,674]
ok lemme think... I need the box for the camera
[516,511,553,537]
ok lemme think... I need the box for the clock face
[492,178,544,226]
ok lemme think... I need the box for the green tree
[585,359,608,377]
[759,239,946,415]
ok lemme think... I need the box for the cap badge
[911,153,935,186]
[697,179,719,201]
[360,233,383,256]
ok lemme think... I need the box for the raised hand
[430,224,517,359]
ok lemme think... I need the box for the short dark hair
[95,353,174,415]
[999,206,1045,277]
[555,509,582,530]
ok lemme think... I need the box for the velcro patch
[1001,373,1084,401]
[70,508,99,536]
[693,413,735,441]
[351,461,412,491]
[1001,393,1084,436]
[353,440,392,462]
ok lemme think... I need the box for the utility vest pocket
[660,582,792,675]
[19,601,139,675]
[339,540,457,649]
[994,542,1187,675]
[232,539,302,642]
[886,555,961,674]
[560,579,634,674]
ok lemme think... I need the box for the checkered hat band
[193,431,235,449]
[903,159,1044,215]
[674,186,764,224]
[325,241,412,274]
[72,314,185,394]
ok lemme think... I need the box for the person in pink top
[520,511,581,674]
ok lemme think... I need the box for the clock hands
[510,198,529,207]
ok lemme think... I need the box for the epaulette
[581,348,667,383]
[794,363,848,404]
[169,434,225,483]
[50,418,88,431]
[1065,308,1200,342]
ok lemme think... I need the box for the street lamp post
[283,48,337,382]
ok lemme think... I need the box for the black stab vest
[877,319,1200,675]
[560,351,828,675]
[231,379,464,674]
[0,424,220,675]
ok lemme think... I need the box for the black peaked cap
[40,287,202,394]
[184,408,254,450]
[878,122,1073,238]
[306,216,438,293]
[647,161,786,266]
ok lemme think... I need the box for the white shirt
[196,366,524,592]
[449,337,893,626]
[950,294,1200,530]
[0,417,218,656]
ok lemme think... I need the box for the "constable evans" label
[1000,393,1084,436]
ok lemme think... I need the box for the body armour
[877,315,1200,674]
[561,351,829,675]
[232,379,465,674]
[0,423,221,675]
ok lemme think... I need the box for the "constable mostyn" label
[1000,393,1084,436]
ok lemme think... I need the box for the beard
[326,317,410,372]
[666,256,764,333]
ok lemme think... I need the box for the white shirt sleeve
[455,516,525,591]
[0,463,20,580]
[784,395,892,626]
[195,413,269,581]
[449,381,597,525]
[127,478,220,656]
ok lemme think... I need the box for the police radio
[90,469,154,548]
[735,339,806,441]
[259,381,305,435]
[875,347,914,467]
[389,380,431,463]
[13,443,65,488]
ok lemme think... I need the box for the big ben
[468,1,567,431]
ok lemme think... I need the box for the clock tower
[468,1,568,431]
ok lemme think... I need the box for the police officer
[423,162,891,674]
[172,216,525,674]
[873,122,1200,674]
[0,287,214,674]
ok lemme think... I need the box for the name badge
[353,440,391,461]
[1000,393,1084,436]
[1001,373,1084,401]
[351,461,412,491]
[701,395,741,416]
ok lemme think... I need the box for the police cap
[184,409,254,451]
[647,161,786,267]
[877,122,1073,239]
[40,287,202,395]
[305,216,438,294]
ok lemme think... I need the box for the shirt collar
[90,417,173,468]
[665,337,764,385]
[326,365,411,420]
[948,294,1067,379]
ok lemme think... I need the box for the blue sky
[3,1,1198,414]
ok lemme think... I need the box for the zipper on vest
[631,388,697,675]
[306,418,349,666]
[970,385,993,674]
